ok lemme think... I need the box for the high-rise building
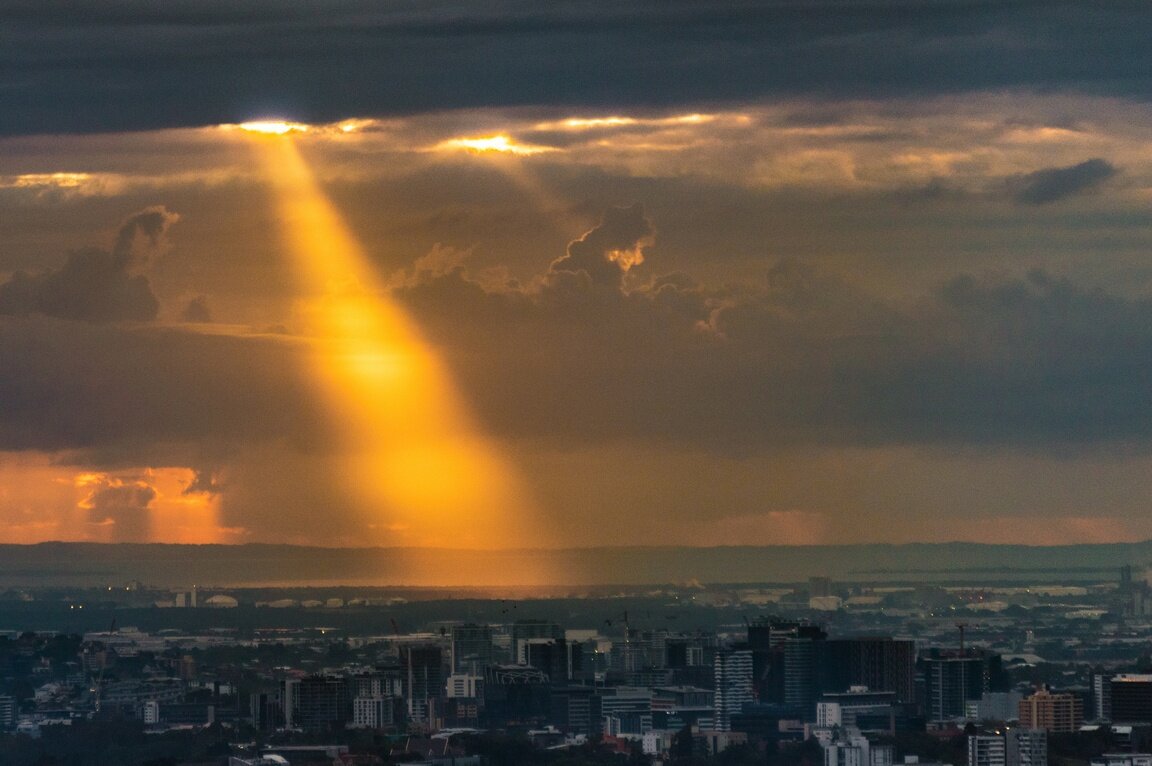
[351,696,395,729]
[403,644,445,723]
[820,638,917,703]
[349,671,401,700]
[249,691,281,730]
[968,735,1007,766]
[511,620,562,665]
[599,686,654,736]
[715,648,754,732]
[819,688,899,733]
[0,695,14,730]
[283,675,351,732]
[1018,689,1083,733]
[785,637,822,716]
[923,651,996,722]
[550,685,602,738]
[482,664,551,730]
[747,619,825,705]
[1008,728,1048,766]
[1109,675,1152,724]
[525,638,581,683]
[451,624,497,674]
[281,678,299,729]
[446,673,482,698]
[1092,673,1113,722]
[967,729,1046,766]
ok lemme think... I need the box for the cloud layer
[5,48,1152,548]
[5,2,1152,135]
[0,206,177,321]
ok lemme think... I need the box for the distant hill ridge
[0,541,1145,587]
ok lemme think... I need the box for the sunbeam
[247,132,547,558]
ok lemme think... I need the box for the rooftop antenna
[956,622,969,654]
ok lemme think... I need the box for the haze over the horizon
[5,2,1152,554]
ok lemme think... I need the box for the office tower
[451,623,496,674]
[249,691,281,730]
[968,735,1007,766]
[511,620,562,665]
[715,647,754,732]
[446,673,482,698]
[923,650,996,722]
[820,638,917,703]
[785,636,822,716]
[1092,673,1113,721]
[0,695,14,730]
[747,619,826,705]
[283,675,351,732]
[349,671,401,700]
[1109,674,1152,724]
[281,678,299,729]
[821,727,893,766]
[403,644,445,723]
[819,688,899,733]
[599,686,654,736]
[1008,728,1047,766]
[482,664,551,730]
[352,695,395,729]
[525,637,583,683]
[1018,689,1083,732]
[550,685,603,738]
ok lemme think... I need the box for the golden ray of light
[246,133,548,560]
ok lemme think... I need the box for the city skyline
[5,2,1152,551]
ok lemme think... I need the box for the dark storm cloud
[180,295,212,323]
[0,206,177,322]
[549,204,653,287]
[395,229,1152,453]
[5,1,1152,135]
[0,317,325,461]
[1013,158,1118,205]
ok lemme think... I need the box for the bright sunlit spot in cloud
[237,120,311,135]
[435,134,552,155]
[242,127,547,559]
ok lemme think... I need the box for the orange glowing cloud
[0,458,234,544]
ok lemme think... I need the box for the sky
[4,1,1152,550]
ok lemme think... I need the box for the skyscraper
[451,623,496,674]
[511,619,563,665]
[283,675,351,732]
[1008,728,1048,766]
[1109,674,1152,724]
[404,643,445,723]
[714,647,753,732]
[747,619,826,705]
[923,650,995,722]
[968,735,1007,766]
[820,638,916,702]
